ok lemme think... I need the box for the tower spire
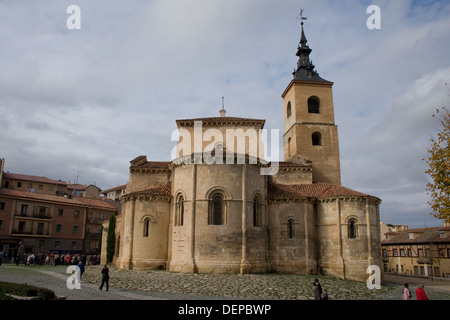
[299,9,308,46]
[292,10,329,83]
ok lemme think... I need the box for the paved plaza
[1,264,449,300]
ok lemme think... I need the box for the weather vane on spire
[298,8,307,25]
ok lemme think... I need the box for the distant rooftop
[2,172,68,186]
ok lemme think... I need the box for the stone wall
[268,200,316,274]
[316,197,382,282]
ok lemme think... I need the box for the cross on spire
[298,8,307,25]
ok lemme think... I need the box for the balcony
[15,212,51,220]
[417,256,432,264]
[12,229,50,237]
[86,232,101,238]
[87,217,104,224]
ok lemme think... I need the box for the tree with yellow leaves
[425,106,450,222]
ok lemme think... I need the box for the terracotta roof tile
[268,182,378,200]
[67,184,87,190]
[73,196,118,211]
[0,188,83,206]
[3,172,68,185]
[382,226,450,244]
[137,161,171,169]
[125,184,172,198]
[268,183,309,199]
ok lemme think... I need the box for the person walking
[77,260,85,279]
[15,252,20,266]
[402,283,411,300]
[415,284,429,300]
[99,265,110,291]
[313,281,321,300]
[314,278,322,299]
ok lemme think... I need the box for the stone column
[366,198,374,266]
[122,197,136,269]
[304,201,316,274]
[336,198,345,278]
[240,164,251,273]
[187,163,197,273]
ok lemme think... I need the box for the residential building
[68,184,101,199]
[102,184,127,201]
[0,162,117,260]
[381,223,450,279]
[1,172,68,196]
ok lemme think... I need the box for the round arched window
[348,219,357,239]
[287,101,292,118]
[308,96,320,114]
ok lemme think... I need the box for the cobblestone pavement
[1,264,450,300]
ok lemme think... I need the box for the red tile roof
[382,226,450,244]
[3,172,68,185]
[0,188,83,206]
[268,182,378,200]
[67,184,87,190]
[136,161,171,169]
[73,196,117,211]
[124,184,171,198]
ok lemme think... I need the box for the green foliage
[106,213,116,263]
[0,281,56,300]
[425,106,450,222]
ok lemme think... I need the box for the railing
[15,212,51,219]
[12,230,50,236]
[87,217,104,223]
[86,232,101,238]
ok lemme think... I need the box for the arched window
[312,132,322,146]
[348,219,357,239]
[288,137,292,157]
[253,197,262,227]
[308,96,320,114]
[175,195,184,226]
[209,193,225,225]
[288,219,294,238]
[287,101,292,118]
[143,218,150,237]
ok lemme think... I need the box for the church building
[103,18,382,282]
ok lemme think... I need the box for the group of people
[16,252,101,267]
[402,283,429,300]
[313,278,430,300]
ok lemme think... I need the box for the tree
[106,213,116,264]
[425,106,450,222]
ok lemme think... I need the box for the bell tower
[282,11,341,185]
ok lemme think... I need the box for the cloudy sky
[0,0,449,228]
